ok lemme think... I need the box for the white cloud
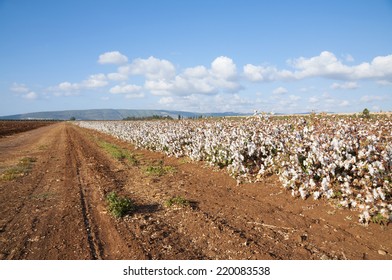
[24,91,38,100]
[109,84,142,94]
[57,81,80,91]
[157,93,255,113]
[107,72,128,81]
[51,74,108,94]
[377,80,392,86]
[360,95,386,103]
[289,94,301,101]
[272,86,288,95]
[330,81,359,90]
[120,56,176,80]
[159,96,174,104]
[174,75,217,95]
[125,93,144,99]
[244,51,392,82]
[98,51,128,65]
[10,83,38,100]
[289,51,352,79]
[339,100,350,107]
[82,73,108,88]
[210,56,237,79]
[10,83,29,93]
[142,56,240,96]
[243,64,289,82]
[144,79,174,96]
[309,96,319,104]
[183,65,209,77]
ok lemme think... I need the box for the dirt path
[0,122,391,260]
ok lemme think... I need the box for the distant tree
[178,114,181,120]
[123,115,173,121]
[69,116,76,121]
[362,108,370,119]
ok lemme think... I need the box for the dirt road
[0,122,391,259]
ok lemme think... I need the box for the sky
[1,0,391,115]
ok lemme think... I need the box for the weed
[98,141,138,165]
[371,213,389,225]
[145,160,176,176]
[32,192,55,200]
[179,157,193,165]
[38,144,49,150]
[165,196,190,208]
[333,191,343,199]
[106,191,134,218]
[0,157,36,181]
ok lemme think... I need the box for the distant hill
[0,109,248,120]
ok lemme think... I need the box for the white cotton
[299,187,308,199]
[321,177,329,191]
[326,189,334,199]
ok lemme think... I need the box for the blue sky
[1,0,391,115]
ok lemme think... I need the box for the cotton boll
[291,189,299,197]
[365,194,374,204]
[359,210,371,224]
[299,187,308,199]
[368,165,375,176]
[326,189,334,199]
[321,177,329,191]
[340,200,349,208]
[377,187,386,200]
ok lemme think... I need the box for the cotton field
[76,114,392,224]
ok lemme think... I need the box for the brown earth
[0,120,56,138]
[0,122,391,260]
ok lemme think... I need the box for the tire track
[65,125,150,259]
[69,125,206,259]
[66,127,104,260]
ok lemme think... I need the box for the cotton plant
[77,114,392,224]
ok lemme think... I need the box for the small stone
[296,234,307,243]
[320,254,329,260]
[378,250,387,256]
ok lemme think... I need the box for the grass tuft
[145,160,176,176]
[165,196,190,208]
[0,157,36,181]
[106,191,134,218]
[371,213,389,225]
[98,141,139,165]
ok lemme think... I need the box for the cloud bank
[244,51,392,82]
[10,50,391,113]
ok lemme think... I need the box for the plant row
[77,115,392,224]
